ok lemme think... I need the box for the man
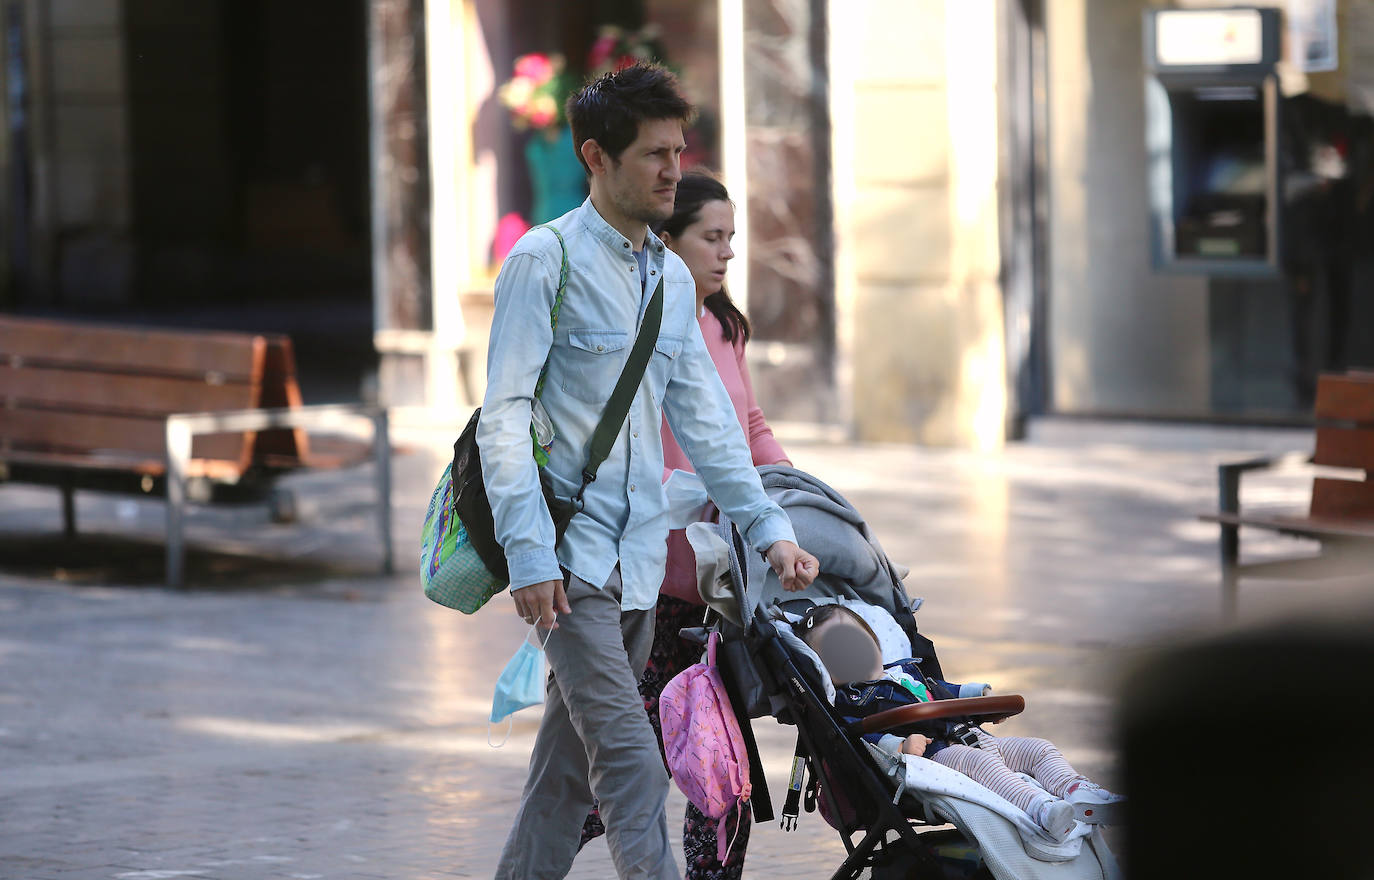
[479,63,819,879]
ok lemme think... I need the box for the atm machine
[1144,7,1282,276]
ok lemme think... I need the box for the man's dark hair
[566,62,696,174]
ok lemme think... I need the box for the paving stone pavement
[2,418,1363,879]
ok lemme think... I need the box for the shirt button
[629,265,635,272]
[632,431,639,438]
[596,344,605,352]
[630,484,637,492]
[650,270,656,276]
[623,242,630,248]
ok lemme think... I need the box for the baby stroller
[685,466,1122,880]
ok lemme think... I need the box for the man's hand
[901,734,931,757]
[512,579,571,630]
[765,540,819,592]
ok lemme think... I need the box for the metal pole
[60,479,75,539]
[374,409,393,574]
[165,420,192,589]
[1219,464,1242,618]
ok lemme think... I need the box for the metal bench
[0,316,393,587]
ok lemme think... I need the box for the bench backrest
[1311,371,1374,521]
[0,316,307,477]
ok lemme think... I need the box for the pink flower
[588,35,617,70]
[513,53,553,83]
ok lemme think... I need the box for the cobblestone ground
[0,419,1350,879]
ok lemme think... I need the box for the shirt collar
[577,197,668,258]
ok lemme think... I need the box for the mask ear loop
[488,717,515,749]
[487,615,558,749]
[533,613,557,648]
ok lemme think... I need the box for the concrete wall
[832,0,1006,447]
[1045,0,1210,415]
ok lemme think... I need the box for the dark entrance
[71,0,373,403]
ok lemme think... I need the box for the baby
[795,604,1124,843]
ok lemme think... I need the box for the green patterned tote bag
[420,226,569,613]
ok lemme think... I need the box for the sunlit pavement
[0,417,1355,879]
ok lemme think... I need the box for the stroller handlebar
[856,694,1027,735]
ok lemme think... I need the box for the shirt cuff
[507,547,563,592]
[959,683,993,698]
[877,734,906,757]
[742,509,797,556]
[750,436,788,467]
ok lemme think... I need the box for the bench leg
[1220,523,1240,619]
[61,481,77,539]
[373,409,394,575]
[1218,465,1242,619]
[165,421,192,589]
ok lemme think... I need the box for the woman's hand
[900,734,931,757]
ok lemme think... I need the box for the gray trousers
[494,568,677,880]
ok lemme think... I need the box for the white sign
[1286,0,1339,72]
[1155,9,1265,66]
[1347,0,1374,115]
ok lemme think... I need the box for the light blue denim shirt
[477,198,796,611]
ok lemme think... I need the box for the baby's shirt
[835,658,992,757]
[883,666,930,702]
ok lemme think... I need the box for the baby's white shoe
[1065,782,1126,826]
[1036,799,1075,843]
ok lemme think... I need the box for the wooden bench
[1200,371,1374,616]
[0,316,393,587]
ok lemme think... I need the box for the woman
[581,171,788,878]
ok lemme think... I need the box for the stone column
[738,0,838,426]
[369,0,434,409]
[831,0,1008,448]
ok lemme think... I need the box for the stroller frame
[740,605,1026,880]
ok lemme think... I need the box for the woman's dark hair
[656,171,751,344]
[566,63,695,174]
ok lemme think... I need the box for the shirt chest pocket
[561,329,629,404]
[647,334,682,405]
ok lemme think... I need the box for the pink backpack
[660,631,751,863]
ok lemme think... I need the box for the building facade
[386,0,1012,448]
[6,1,1368,444]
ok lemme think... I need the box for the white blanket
[866,744,1123,880]
[898,751,1092,857]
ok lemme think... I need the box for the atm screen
[1171,86,1267,258]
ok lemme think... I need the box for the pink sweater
[659,308,788,602]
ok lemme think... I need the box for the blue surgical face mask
[489,618,554,747]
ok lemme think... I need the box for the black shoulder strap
[717,632,775,823]
[569,276,664,509]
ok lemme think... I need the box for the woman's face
[664,199,735,304]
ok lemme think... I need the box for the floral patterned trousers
[579,595,752,879]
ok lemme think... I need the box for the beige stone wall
[1046,0,1209,415]
[832,0,1007,448]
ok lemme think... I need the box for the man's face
[601,117,686,227]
